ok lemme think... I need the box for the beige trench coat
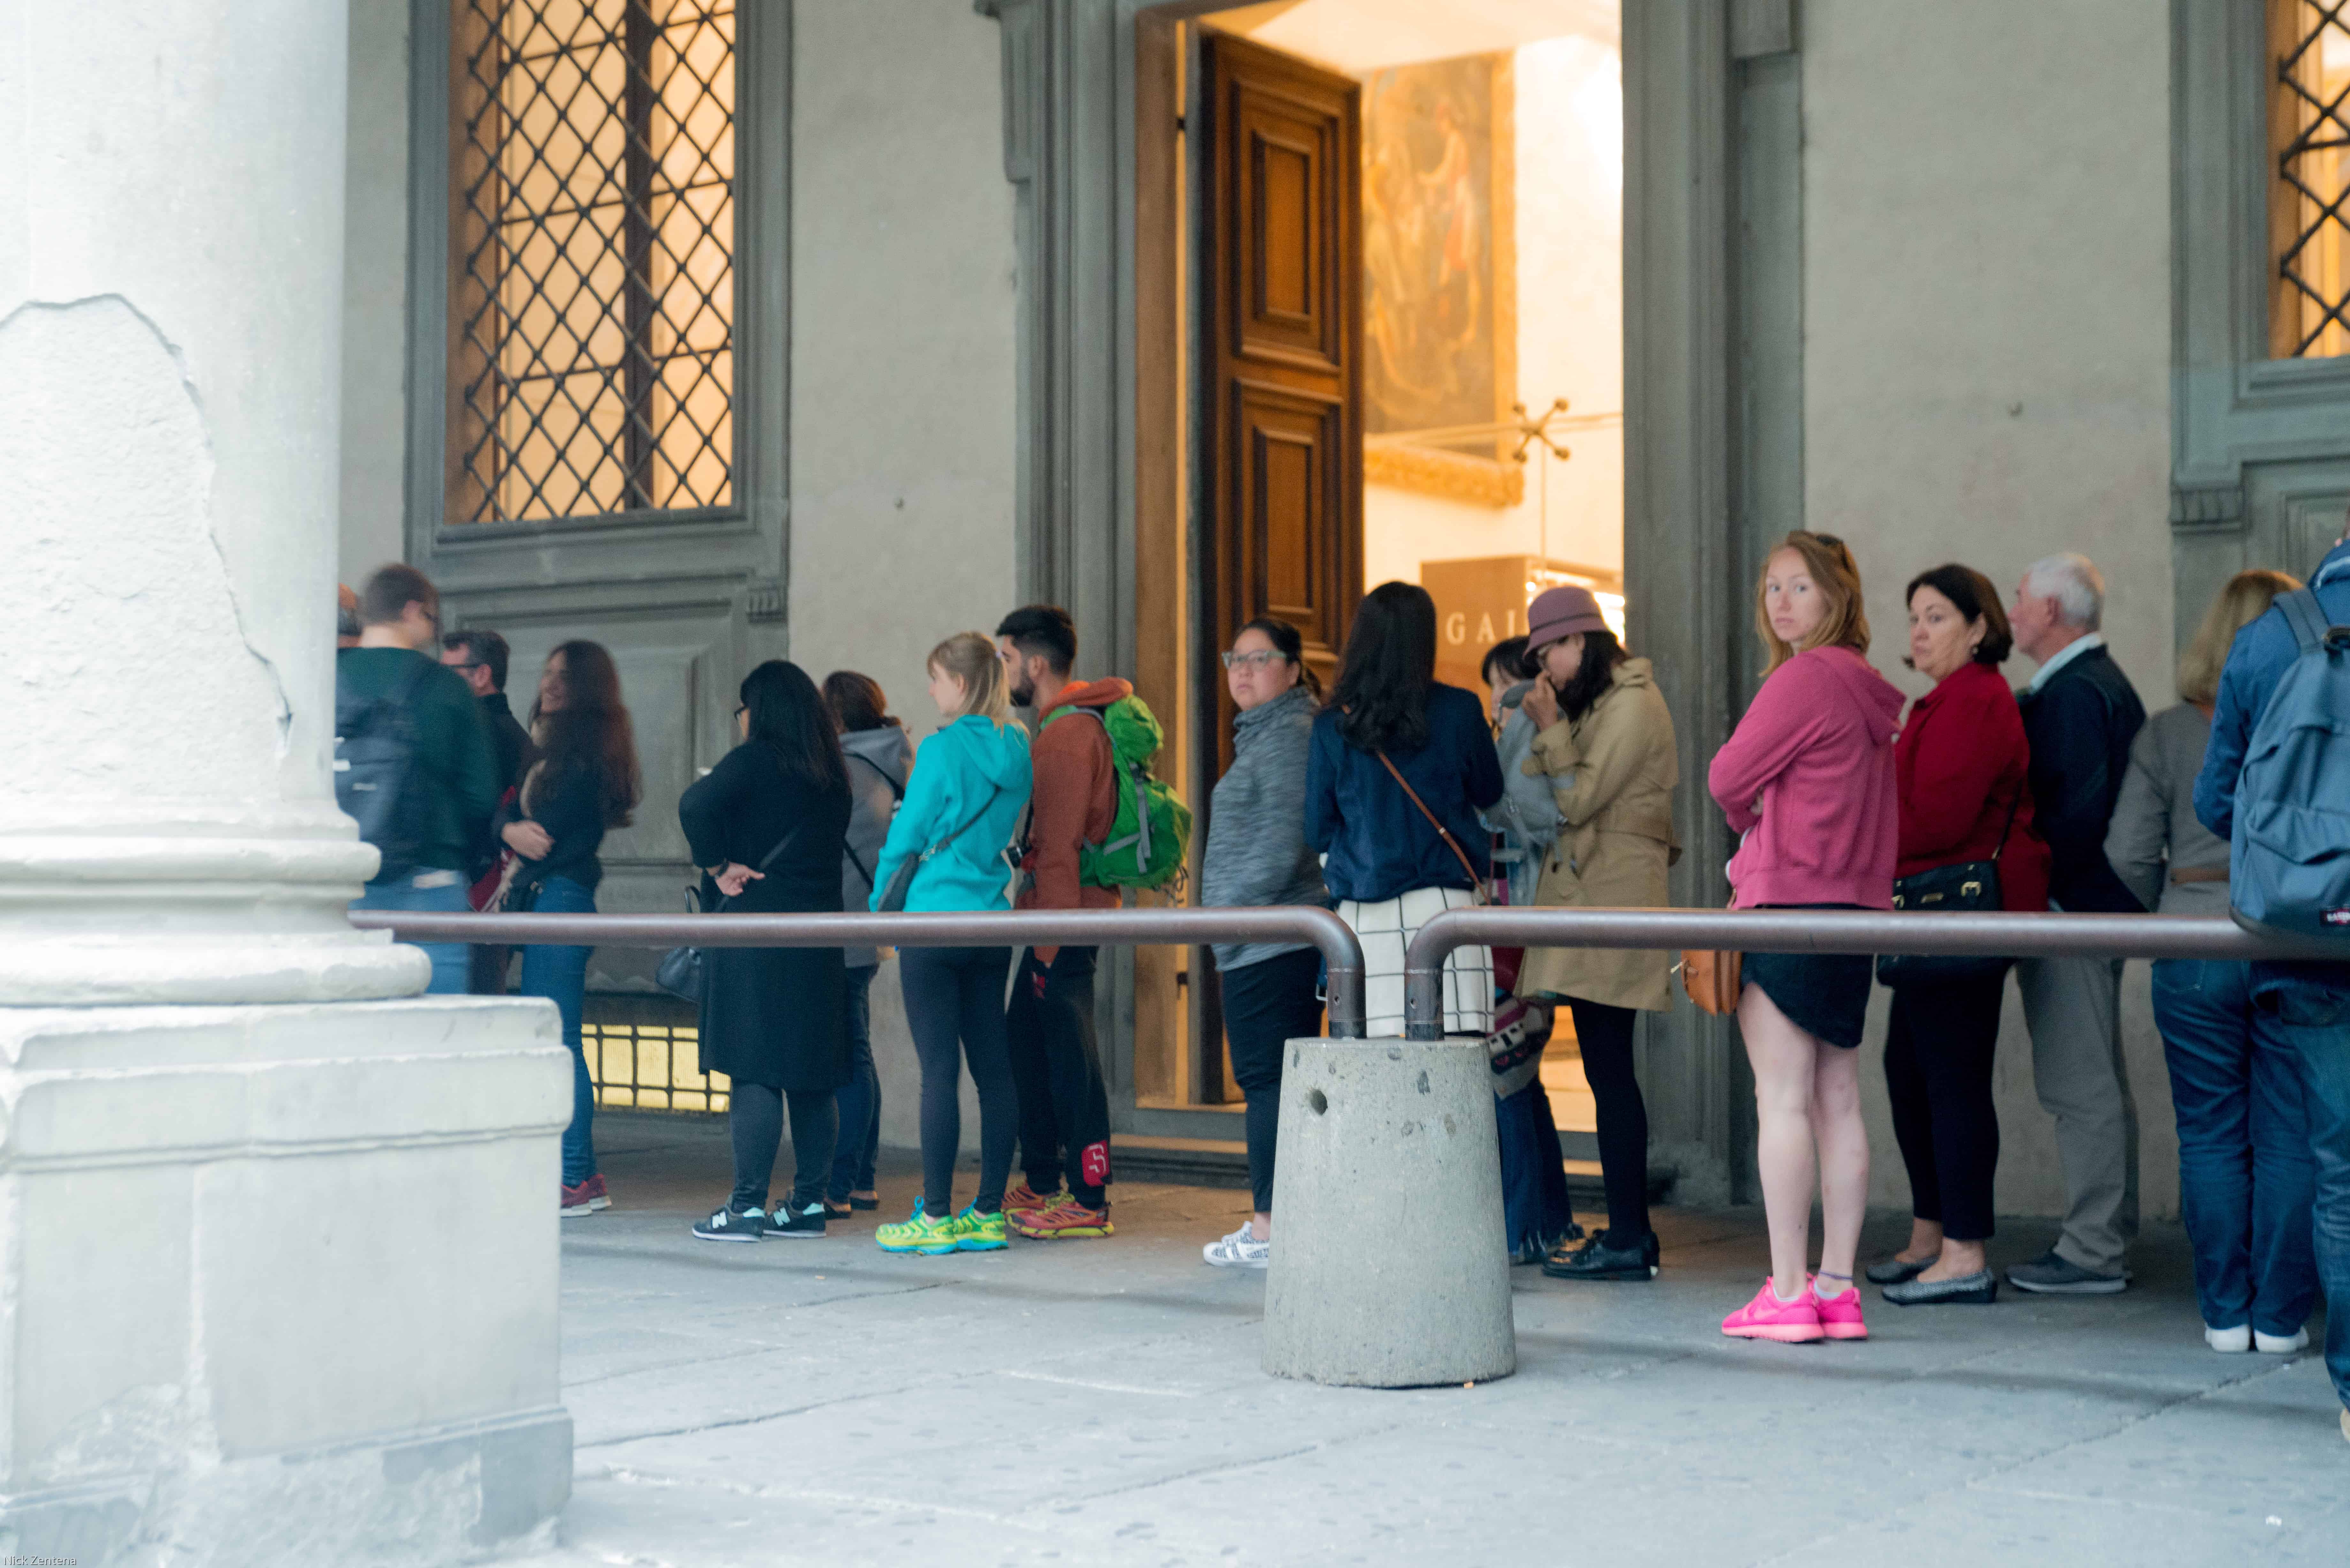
[1515,657,1679,1012]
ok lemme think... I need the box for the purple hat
[1526,585,1609,650]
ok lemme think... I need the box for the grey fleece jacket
[1201,683,1328,970]
[838,723,913,967]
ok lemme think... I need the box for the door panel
[1202,33,1361,782]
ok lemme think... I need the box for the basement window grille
[449,0,736,524]
[2274,0,2350,357]
[581,1016,730,1114]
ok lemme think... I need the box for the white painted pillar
[0,4,573,1559]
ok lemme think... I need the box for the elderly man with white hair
[2007,552,2150,1294]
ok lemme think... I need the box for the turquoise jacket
[869,715,1034,913]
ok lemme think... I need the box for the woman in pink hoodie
[1708,532,1905,1344]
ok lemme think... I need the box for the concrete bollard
[1261,1037,1516,1387]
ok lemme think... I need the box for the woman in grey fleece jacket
[1198,618,1328,1268]
[823,673,914,1214]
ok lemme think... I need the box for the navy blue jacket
[2194,538,2350,992]
[1306,683,1504,904]
[2018,644,2147,914]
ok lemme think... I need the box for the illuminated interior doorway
[1131,0,1626,1161]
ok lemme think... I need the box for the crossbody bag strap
[711,822,802,913]
[848,749,907,801]
[921,783,1003,865]
[1376,750,1488,899]
[1987,785,2024,863]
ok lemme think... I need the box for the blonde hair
[928,631,1017,727]
[2178,569,2300,705]
[1755,531,1870,673]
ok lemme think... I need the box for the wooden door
[1199,34,1362,782]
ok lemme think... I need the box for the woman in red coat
[1871,565,2052,1307]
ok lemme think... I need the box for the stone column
[0,4,573,1560]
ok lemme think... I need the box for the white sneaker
[2255,1326,2309,1354]
[1203,1223,1270,1269]
[2205,1323,2251,1353]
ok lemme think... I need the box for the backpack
[1047,694,1192,892]
[336,656,434,881]
[2228,587,2350,945]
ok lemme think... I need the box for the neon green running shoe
[953,1205,1008,1252]
[874,1198,959,1255]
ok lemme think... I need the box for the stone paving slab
[508,1113,2346,1566]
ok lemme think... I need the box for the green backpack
[1047,694,1193,892]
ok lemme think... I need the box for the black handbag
[1875,792,2022,988]
[877,785,1003,913]
[655,826,802,1005]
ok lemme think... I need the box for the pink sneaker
[1809,1276,1868,1341]
[1721,1278,1825,1343]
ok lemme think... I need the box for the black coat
[678,743,853,1092]
[2017,644,2148,915]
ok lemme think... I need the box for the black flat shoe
[848,1193,880,1211]
[1882,1268,1997,1306]
[1542,1232,1658,1282]
[1865,1256,1931,1285]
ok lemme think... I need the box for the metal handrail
[1399,907,2339,1040]
[348,906,1369,1039]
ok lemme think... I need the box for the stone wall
[1801,0,2178,1221]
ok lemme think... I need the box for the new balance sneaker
[875,1199,960,1255]
[1008,1199,1114,1240]
[1203,1223,1270,1269]
[768,1200,827,1240]
[1721,1278,1825,1343]
[692,1204,768,1243]
[953,1205,1009,1252]
[580,1172,611,1211]
[560,1179,599,1218]
[1003,1182,1066,1215]
[1808,1276,1870,1339]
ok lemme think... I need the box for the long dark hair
[530,640,641,827]
[1553,629,1627,723]
[1237,615,1323,699]
[1482,637,1533,689]
[1329,581,1437,753]
[822,670,900,733]
[742,659,848,795]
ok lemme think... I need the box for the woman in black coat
[679,660,853,1242]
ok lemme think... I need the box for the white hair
[2023,552,2104,631]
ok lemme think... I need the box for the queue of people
[337,516,2350,1447]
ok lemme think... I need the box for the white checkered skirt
[1337,885,1492,1038]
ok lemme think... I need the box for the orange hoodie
[1019,676,1130,960]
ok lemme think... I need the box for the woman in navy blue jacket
[1306,582,1504,1037]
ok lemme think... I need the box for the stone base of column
[1262,1037,1518,1388]
[0,997,575,1564]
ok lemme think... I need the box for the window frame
[405,0,788,579]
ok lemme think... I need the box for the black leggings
[1884,970,2005,1241]
[899,945,1018,1215]
[729,1084,839,1214]
[1220,947,1327,1214]
[1566,997,1651,1241]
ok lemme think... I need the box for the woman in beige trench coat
[1515,586,1679,1283]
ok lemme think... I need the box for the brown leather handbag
[1679,946,1742,1016]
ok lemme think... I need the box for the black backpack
[336,656,434,880]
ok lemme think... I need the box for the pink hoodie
[1708,645,1905,911]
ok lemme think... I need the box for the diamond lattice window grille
[2274,0,2350,358]
[448,0,735,525]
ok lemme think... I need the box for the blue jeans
[520,875,597,1186]
[2151,960,2316,1337]
[2256,968,2350,1409]
[351,871,471,994]
[829,964,881,1201]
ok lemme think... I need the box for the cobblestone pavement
[510,1113,2346,1566]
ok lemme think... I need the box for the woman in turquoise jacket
[868,631,1034,1255]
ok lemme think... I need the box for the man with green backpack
[995,605,1192,1240]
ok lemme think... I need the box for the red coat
[1894,660,2051,913]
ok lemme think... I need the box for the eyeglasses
[1221,649,1290,671]
[732,703,747,719]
